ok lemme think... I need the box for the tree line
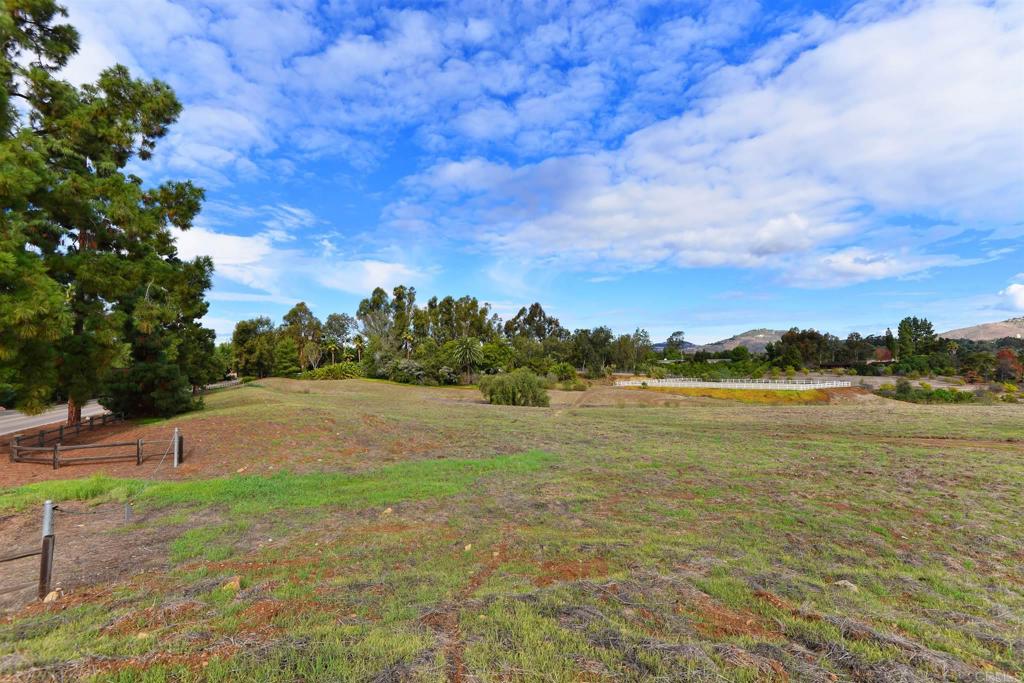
[226,287,1024,387]
[229,287,654,386]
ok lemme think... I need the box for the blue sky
[61,0,1023,344]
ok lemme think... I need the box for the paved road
[0,401,106,437]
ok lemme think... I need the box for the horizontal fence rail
[10,430,183,469]
[7,412,123,452]
[616,378,853,390]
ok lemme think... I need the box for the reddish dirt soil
[673,584,780,639]
[534,559,610,587]
[0,502,187,613]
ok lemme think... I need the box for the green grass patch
[0,451,556,514]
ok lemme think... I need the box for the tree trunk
[67,396,82,426]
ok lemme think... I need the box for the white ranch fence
[616,378,852,390]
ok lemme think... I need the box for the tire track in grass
[423,525,514,683]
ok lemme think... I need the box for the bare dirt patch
[0,503,190,614]
[534,559,610,587]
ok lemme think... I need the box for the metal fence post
[38,501,55,600]
[173,428,181,468]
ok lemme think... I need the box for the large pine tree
[0,1,214,420]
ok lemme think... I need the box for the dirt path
[423,526,514,683]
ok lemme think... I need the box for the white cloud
[57,0,760,179]
[406,0,1023,287]
[785,248,964,287]
[173,203,429,300]
[1001,284,1024,311]
[455,101,519,140]
[315,260,424,296]
[199,316,238,342]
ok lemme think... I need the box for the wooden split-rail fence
[9,412,124,450]
[9,414,185,470]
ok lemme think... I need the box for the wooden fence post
[9,435,18,463]
[38,501,55,600]
[136,439,143,465]
[52,444,59,470]
[39,431,45,447]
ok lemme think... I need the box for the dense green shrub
[559,377,587,391]
[875,378,975,404]
[437,366,459,385]
[478,369,550,407]
[299,362,364,380]
[386,359,426,384]
[550,362,577,381]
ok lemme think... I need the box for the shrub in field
[300,362,364,380]
[559,377,587,391]
[437,366,459,385]
[648,366,668,379]
[550,362,577,381]
[478,369,550,407]
[386,359,426,384]
[876,378,974,404]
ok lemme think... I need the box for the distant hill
[651,340,696,353]
[940,317,1024,341]
[653,328,786,355]
[695,328,786,354]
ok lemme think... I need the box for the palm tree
[449,337,483,382]
[354,335,365,362]
[325,341,339,365]
[402,332,415,358]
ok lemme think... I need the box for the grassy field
[1,379,1022,682]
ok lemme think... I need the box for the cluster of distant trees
[226,287,653,386]
[761,317,1022,381]
[224,286,1024,388]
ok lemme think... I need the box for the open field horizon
[2,380,1022,682]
